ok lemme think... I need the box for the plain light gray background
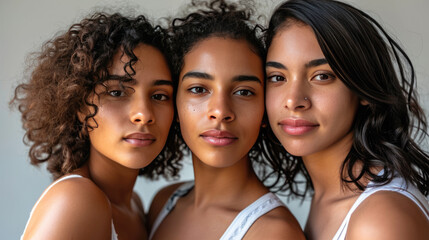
[1,0,428,239]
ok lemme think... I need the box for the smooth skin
[21,44,174,240]
[266,23,429,240]
[148,37,304,240]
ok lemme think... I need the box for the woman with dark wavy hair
[12,12,184,239]
[147,0,304,239]
[264,0,429,239]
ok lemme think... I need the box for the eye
[267,75,286,82]
[313,73,336,82]
[234,89,254,96]
[152,94,169,101]
[188,86,208,94]
[108,90,126,97]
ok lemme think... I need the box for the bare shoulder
[347,191,429,240]
[244,206,305,240]
[22,176,112,240]
[147,182,186,228]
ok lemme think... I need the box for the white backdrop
[1,0,428,238]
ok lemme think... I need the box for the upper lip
[279,118,318,127]
[200,129,237,138]
[123,132,156,140]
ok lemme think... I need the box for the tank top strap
[149,181,194,240]
[22,174,120,240]
[21,174,83,240]
[333,171,429,240]
[219,192,285,240]
[26,175,83,222]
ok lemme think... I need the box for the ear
[360,99,369,106]
[77,111,86,123]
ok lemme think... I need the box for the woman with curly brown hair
[12,12,184,240]
[147,0,305,239]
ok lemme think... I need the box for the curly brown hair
[10,12,185,180]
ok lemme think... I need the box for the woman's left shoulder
[245,206,305,240]
[348,191,429,240]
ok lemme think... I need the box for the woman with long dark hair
[264,0,429,239]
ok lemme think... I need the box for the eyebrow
[182,71,213,81]
[266,61,287,70]
[182,71,261,84]
[305,58,328,68]
[106,75,172,86]
[153,79,173,86]
[232,75,262,84]
[266,58,328,70]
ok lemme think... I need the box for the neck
[302,132,357,200]
[190,154,267,208]
[83,151,140,206]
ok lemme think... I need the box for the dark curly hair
[169,0,289,192]
[264,0,429,196]
[10,12,185,180]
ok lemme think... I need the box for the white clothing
[333,170,429,240]
[21,174,119,240]
[149,181,285,240]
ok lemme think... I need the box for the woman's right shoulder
[22,175,113,240]
[147,182,186,228]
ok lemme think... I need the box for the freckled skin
[148,37,305,240]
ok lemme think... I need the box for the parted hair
[264,0,429,196]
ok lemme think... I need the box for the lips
[279,118,319,136]
[123,132,156,147]
[200,129,238,146]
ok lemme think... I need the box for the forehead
[268,23,324,61]
[108,44,171,79]
[182,37,263,72]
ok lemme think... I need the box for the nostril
[134,119,141,122]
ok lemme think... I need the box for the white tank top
[149,181,285,240]
[333,170,429,240]
[21,174,119,240]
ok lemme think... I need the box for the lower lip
[201,136,237,146]
[124,138,155,147]
[281,125,318,136]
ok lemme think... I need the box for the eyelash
[234,89,254,96]
[266,73,336,83]
[312,73,336,81]
[188,86,208,94]
[187,87,254,97]
[152,94,169,101]
[266,75,285,83]
[107,90,126,97]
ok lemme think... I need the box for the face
[177,37,264,168]
[266,23,362,159]
[86,44,174,170]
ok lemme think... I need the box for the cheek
[177,97,206,124]
[156,104,174,127]
[265,87,283,120]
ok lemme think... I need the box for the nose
[130,97,154,125]
[207,92,235,122]
[284,79,311,111]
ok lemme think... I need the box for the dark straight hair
[264,0,429,196]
